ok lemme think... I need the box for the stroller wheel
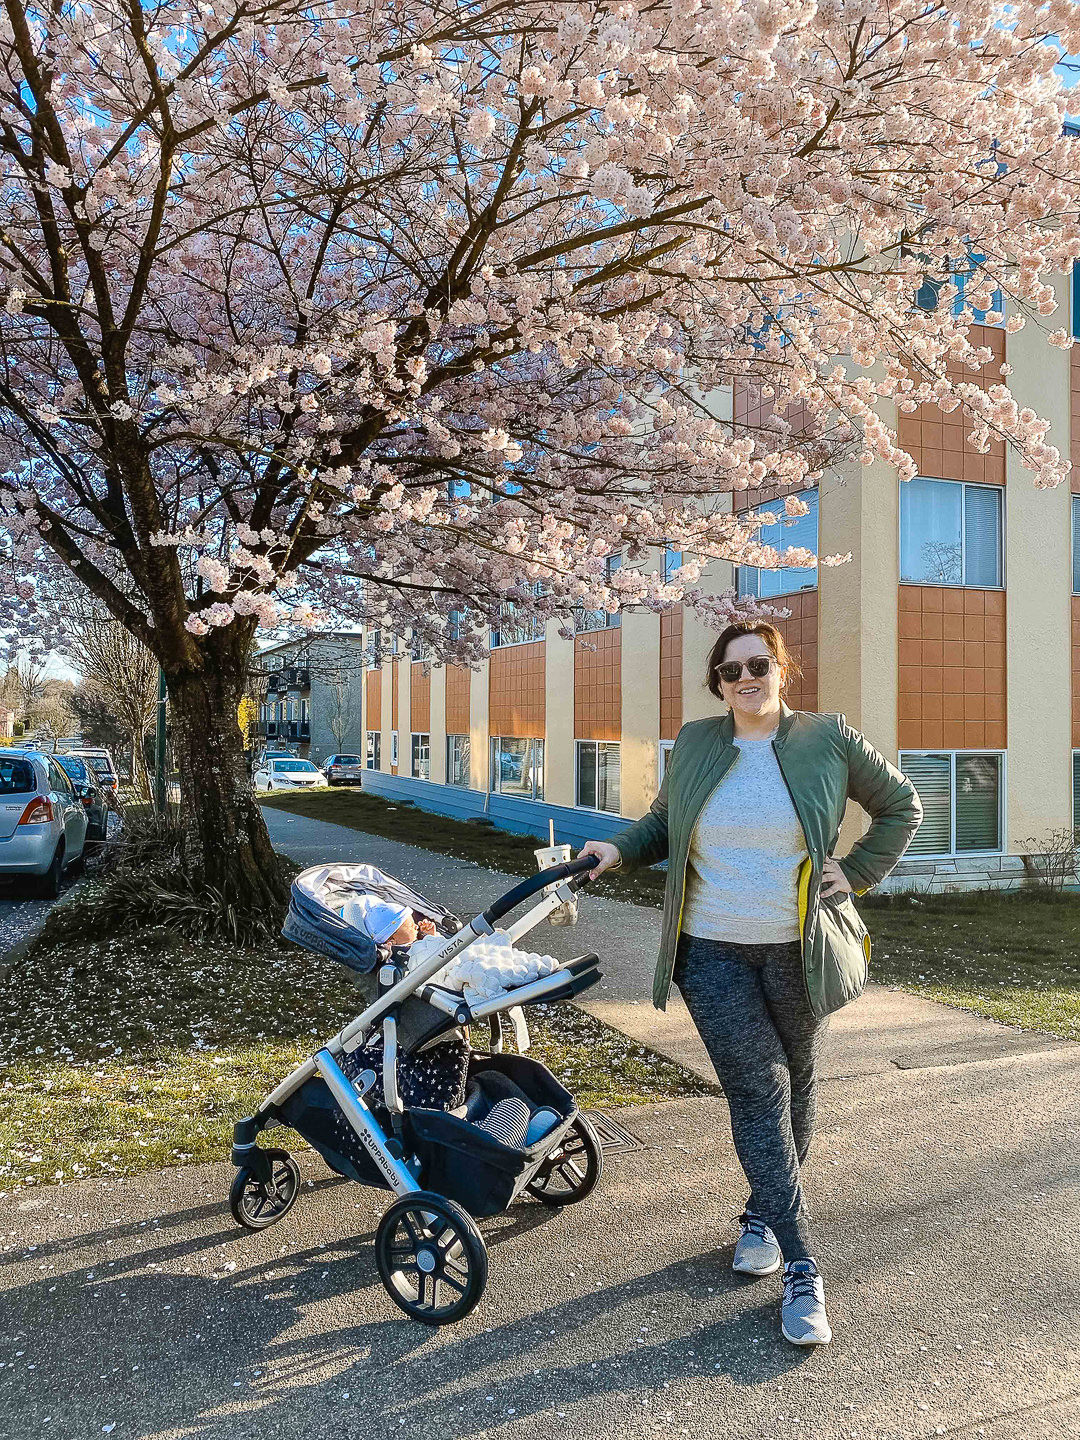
[525,1113,604,1206]
[229,1149,301,1230]
[375,1191,488,1326]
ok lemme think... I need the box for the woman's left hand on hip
[819,855,855,899]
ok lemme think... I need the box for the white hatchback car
[254,757,326,792]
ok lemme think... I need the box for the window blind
[899,753,952,854]
[963,485,1002,587]
[1073,751,1080,834]
[954,755,1000,851]
[1072,497,1080,594]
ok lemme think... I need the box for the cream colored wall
[683,557,734,723]
[468,657,490,792]
[1004,288,1072,844]
[544,623,576,808]
[398,654,412,775]
[380,662,393,772]
[619,610,660,816]
[818,439,899,853]
[429,664,447,784]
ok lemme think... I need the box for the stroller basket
[407,1053,577,1218]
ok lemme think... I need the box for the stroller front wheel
[375,1191,488,1326]
[525,1113,604,1206]
[229,1149,301,1230]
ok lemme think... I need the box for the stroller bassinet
[229,856,604,1325]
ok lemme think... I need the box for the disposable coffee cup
[533,842,572,873]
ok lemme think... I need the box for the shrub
[39,804,296,950]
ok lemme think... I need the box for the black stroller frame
[229,856,603,1325]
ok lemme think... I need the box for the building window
[446,734,471,788]
[411,733,430,780]
[576,740,621,814]
[899,752,1003,856]
[737,489,819,599]
[576,554,622,633]
[490,736,544,800]
[1072,496,1080,594]
[900,478,1002,587]
[366,629,382,669]
[299,698,310,723]
[660,740,675,783]
[490,584,547,647]
[662,546,682,584]
[366,731,381,770]
[411,630,430,662]
[1073,261,1080,341]
[915,249,1003,325]
[1073,751,1080,836]
[390,730,398,767]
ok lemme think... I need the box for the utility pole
[154,667,167,812]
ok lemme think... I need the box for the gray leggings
[673,933,828,1262]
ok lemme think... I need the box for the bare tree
[325,664,359,753]
[60,596,158,801]
[13,656,46,728]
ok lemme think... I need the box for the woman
[579,621,922,1347]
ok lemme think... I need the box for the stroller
[228,856,603,1325]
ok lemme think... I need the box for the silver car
[323,753,364,787]
[0,749,88,896]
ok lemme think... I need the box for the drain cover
[581,1110,645,1155]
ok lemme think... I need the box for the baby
[361,900,437,950]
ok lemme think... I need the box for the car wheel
[38,845,64,900]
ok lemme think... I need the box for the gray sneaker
[781,1260,832,1346]
[732,1212,781,1276]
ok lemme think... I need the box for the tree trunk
[164,646,289,919]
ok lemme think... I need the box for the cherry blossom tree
[1,0,1079,914]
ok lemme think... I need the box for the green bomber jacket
[611,701,923,1017]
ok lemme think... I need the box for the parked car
[253,757,326,792]
[323,754,364,787]
[0,748,88,896]
[53,753,110,847]
[66,748,120,804]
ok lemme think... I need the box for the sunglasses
[714,655,776,684]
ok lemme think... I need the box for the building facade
[293,277,1079,895]
[254,633,367,765]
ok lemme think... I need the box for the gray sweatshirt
[680,734,808,945]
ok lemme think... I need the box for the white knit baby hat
[363,901,411,945]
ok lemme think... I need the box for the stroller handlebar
[481,856,596,926]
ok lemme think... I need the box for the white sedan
[254,757,326,792]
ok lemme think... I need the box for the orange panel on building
[410,662,430,733]
[770,590,818,713]
[897,585,1006,750]
[660,606,683,740]
[575,627,621,742]
[1072,597,1080,747]
[896,325,1006,486]
[365,670,381,731]
[489,642,545,737]
[732,382,815,513]
[445,665,471,736]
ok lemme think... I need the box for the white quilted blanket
[407,929,559,1002]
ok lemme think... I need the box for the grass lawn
[259,786,668,906]
[861,888,1080,1040]
[0,882,714,1196]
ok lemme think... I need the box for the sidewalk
[0,810,1077,1440]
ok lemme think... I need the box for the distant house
[0,706,15,740]
[254,632,367,765]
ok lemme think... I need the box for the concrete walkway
[0,808,1077,1440]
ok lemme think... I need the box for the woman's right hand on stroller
[577,840,622,879]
